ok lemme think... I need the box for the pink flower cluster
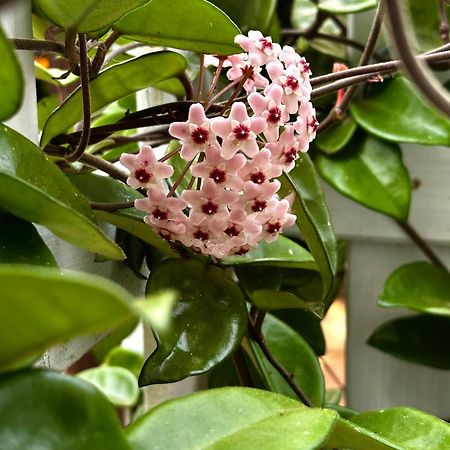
[119,31,318,258]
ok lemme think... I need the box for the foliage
[1,0,450,448]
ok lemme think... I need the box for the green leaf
[326,417,403,450]
[104,346,144,378]
[252,289,315,313]
[114,0,241,55]
[368,314,450,369]
[379,262,450,316]
[41,51,187,146]
[351,407,450,449]
[316,132,411,221]
[37,95,60,130]
[68,173,176,255]
[127,387,337,450]
[139,259,247,386]
[33,0,147,33]
[78,366,139,407]
[351,77,450,146]
[0,265,136,372]
[0,26,23,121]
[235,265,282,292]
[291,0,317,31]
[281,153,339,307]
[315,116,357,154]
[222,235,316,269]
[0,124,124,260]
[210,0,276,34]
[251,314,324,406]
[318,0,377,14]
[0,213,57,267]
[0,369,129,450]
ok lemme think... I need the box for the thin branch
[231,347,254,387]
[90,200,135,211]
[206,56,225,101]
[220,67,253,113]
[79,153,128,183]
[439,0,450,44]
[396,221,448,271]
[178,71,195,100]
[385,0,450,118]
[159,145,181,162]
[64,28,79,65]
[91,30,121,75]
[196,53,205,101]
[66,34,91,162]
[167,159,194,196]
[11,38,66,55]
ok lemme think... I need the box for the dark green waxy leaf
[0,124,124,260]
[351,77,450,146]
[41,51,187,146]
[0,265,135,372]
[326,417,403,450]
[139,259,247,385]
[252,289,318,314]
[281,153,339,307]
[351,407,450,449]
[318,0,376,14]
[0,369,130,450]
[0,26,23,121]
[316,132,411,221]
[222,235,316,269]
[368,314,450,369]
[326,403,359,420]
[251,314,324,406]
[315,116,357,154]
[78,366,139,407]
[0,214,56,267]
[235,265,282,292]
[33,0,147,33]
[273,309,325,355]
[104,346,144,378]
[68,173,176,255]
[379,262,450,316]
[114,0,241,55]
[210,0,276,34]
[37,95,60,130]
[127,387,337,450]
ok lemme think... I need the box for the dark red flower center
[284,147,298,164]
[308,116,319,132]
[285,75,300,91]
[252,200,267,212]
[209,168,226,183]
[152,208,168,220]
[234,246,249,255]
[193,230,209,241]
[266,221,282,234]
[250,170,266,184]
[191,127,209,145]
[134,168,151,183]
[224,225,240,237]
[259,38,273,50]
[201,200,219,215]
[267,107,282,124]
[233,123,251,141]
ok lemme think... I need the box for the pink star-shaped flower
[225,54,269,93]
[279,46,311,78]
[294,101,318,145]
[237,179,281,216]
[239,148,283,185]
[260,199,296,242]
[211,102,266,159]
[119,145,173,189]
[266,125,303,172]
[168,103,217,160]
[234,30,281,66]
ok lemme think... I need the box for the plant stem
[196,53,205,101]
[159,145,181,162]
[220,67,253,113]
[178,71,195,100]
[439,0,450,44]
[249,310,313,407]
[231,347,254,387]
[11,38,66,55]
[167,159,194,196]
[79,152,128,183]
[206,56,225,101]
[91,30,121,75]
[396,221,448,271]
[90,200,135,211]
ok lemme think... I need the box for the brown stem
[206,56,226,101]
[90,200,135,211]
[439,0,450,44]
[91,30,121,75]
[11,38,66,55]
[231,347,254,387]
[207,78,240,107]
[79,152,128,183]
[64,28,79,65]
[168,159,194,196]
[196,53,205,101]
[178,71,195,100]
[397,221,448,271]
[220,67,253,113]
[159,145,181,162]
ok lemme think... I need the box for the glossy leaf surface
[316,132,411,221]
[104,347,144,378]
[68,173,175,255]
[0,265,135,372]
[252,314,324,406]
[379,262,450,316]
[351,77,450,146]
[315,116,357,154]
[252,289,314,312]
[0,124,124,260]
[282,153,339,307]
[33,0,147,32]
[222,235,315,269]
[318,0,376,14]
[114,0,241,55]
[0,370,129,450]
[139,259,247,385]
[368,314,450,369]
[351,407,450,449]
[0,25,23,121]
[41,52,187,146]
[127,387,337,450]
[0,214,56,267]
[78,366,139,407]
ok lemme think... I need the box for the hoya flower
[225,54,269,92]
[260,199,297,242]
[248,84,289,142]
[135,186,186,221]
[190,144,246,191]
[238,179,281,215]
[168,103,216,160]
[294,102,319,143]
[239,148,283,185]
[279,46,311,78]
[119,145,173,189]
[211,102,266,159]
[235,30,281,66]
[266,125,303,172]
